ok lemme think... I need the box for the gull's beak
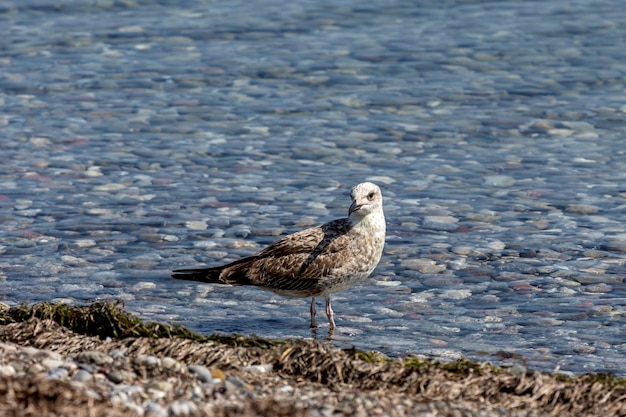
[348,201,362,216]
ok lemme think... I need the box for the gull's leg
[325,296,336,329]
[310,297,317,328]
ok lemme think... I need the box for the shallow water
[1,0,625,376]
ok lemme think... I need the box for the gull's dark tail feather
[171,267,224,283]
[171,256,257,286]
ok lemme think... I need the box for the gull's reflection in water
[309,325,335,342]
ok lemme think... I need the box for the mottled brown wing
[221,218,352,293]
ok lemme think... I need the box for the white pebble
[0,365,16,377]
[373,307,404,317]
[374,280,402,287]
[188,364,213,383]
[93,183,126,191]
[41,359,65,370]
[144,401,167,417]
[243,364,273,373]
[484,174,516,187]
[366,175,396,184]
[440,289,472,300]
[185,221,207,230]
[134,282,157,290]
[140,355,161,367]
[168,400,198,417]
[74,239,97,248]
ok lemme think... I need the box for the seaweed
[0,300,274,348]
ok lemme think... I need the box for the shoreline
[1,301,624,417]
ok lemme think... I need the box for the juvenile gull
[171,182,386,329]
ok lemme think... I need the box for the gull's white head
[348,182,384,220]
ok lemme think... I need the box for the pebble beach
[1,302,625,417]
[1,0,625,393]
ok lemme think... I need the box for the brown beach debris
[0,301,624,417]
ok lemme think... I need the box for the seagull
[171,182,386,330]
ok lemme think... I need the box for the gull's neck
[348,209,386,235]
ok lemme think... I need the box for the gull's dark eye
[367,191,376,200]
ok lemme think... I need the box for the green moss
[403,356,434,369]
[439,358,501,374]
[579,373,626,387]
[353,350,392,364]
[0,300,275,348]
[402,356,503,375]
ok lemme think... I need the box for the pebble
[75,351,113,366]
[72,369,93,382]
[48,367,70,380]
[140,355,161,367]
[422,215,459,231]
[41,358,65,370]
[509,364,527,376]
[374,280,403,287]
[450,246,474,256]
[106,370,131,384]
[584,283,612,293]
[0,341,266,416]
[483,175,516,188]
[566,204,600,214]
[185,221,208,230]
[188,364,214,383]
[144,401,168,417]
[168,401,198,417]
[440,289,472,300]
[161,357,182,371]
[147,381,173,393]
[400,259,447,274]
[373,307,405,318]
[0,365,16,377]
[243,364,273,373]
